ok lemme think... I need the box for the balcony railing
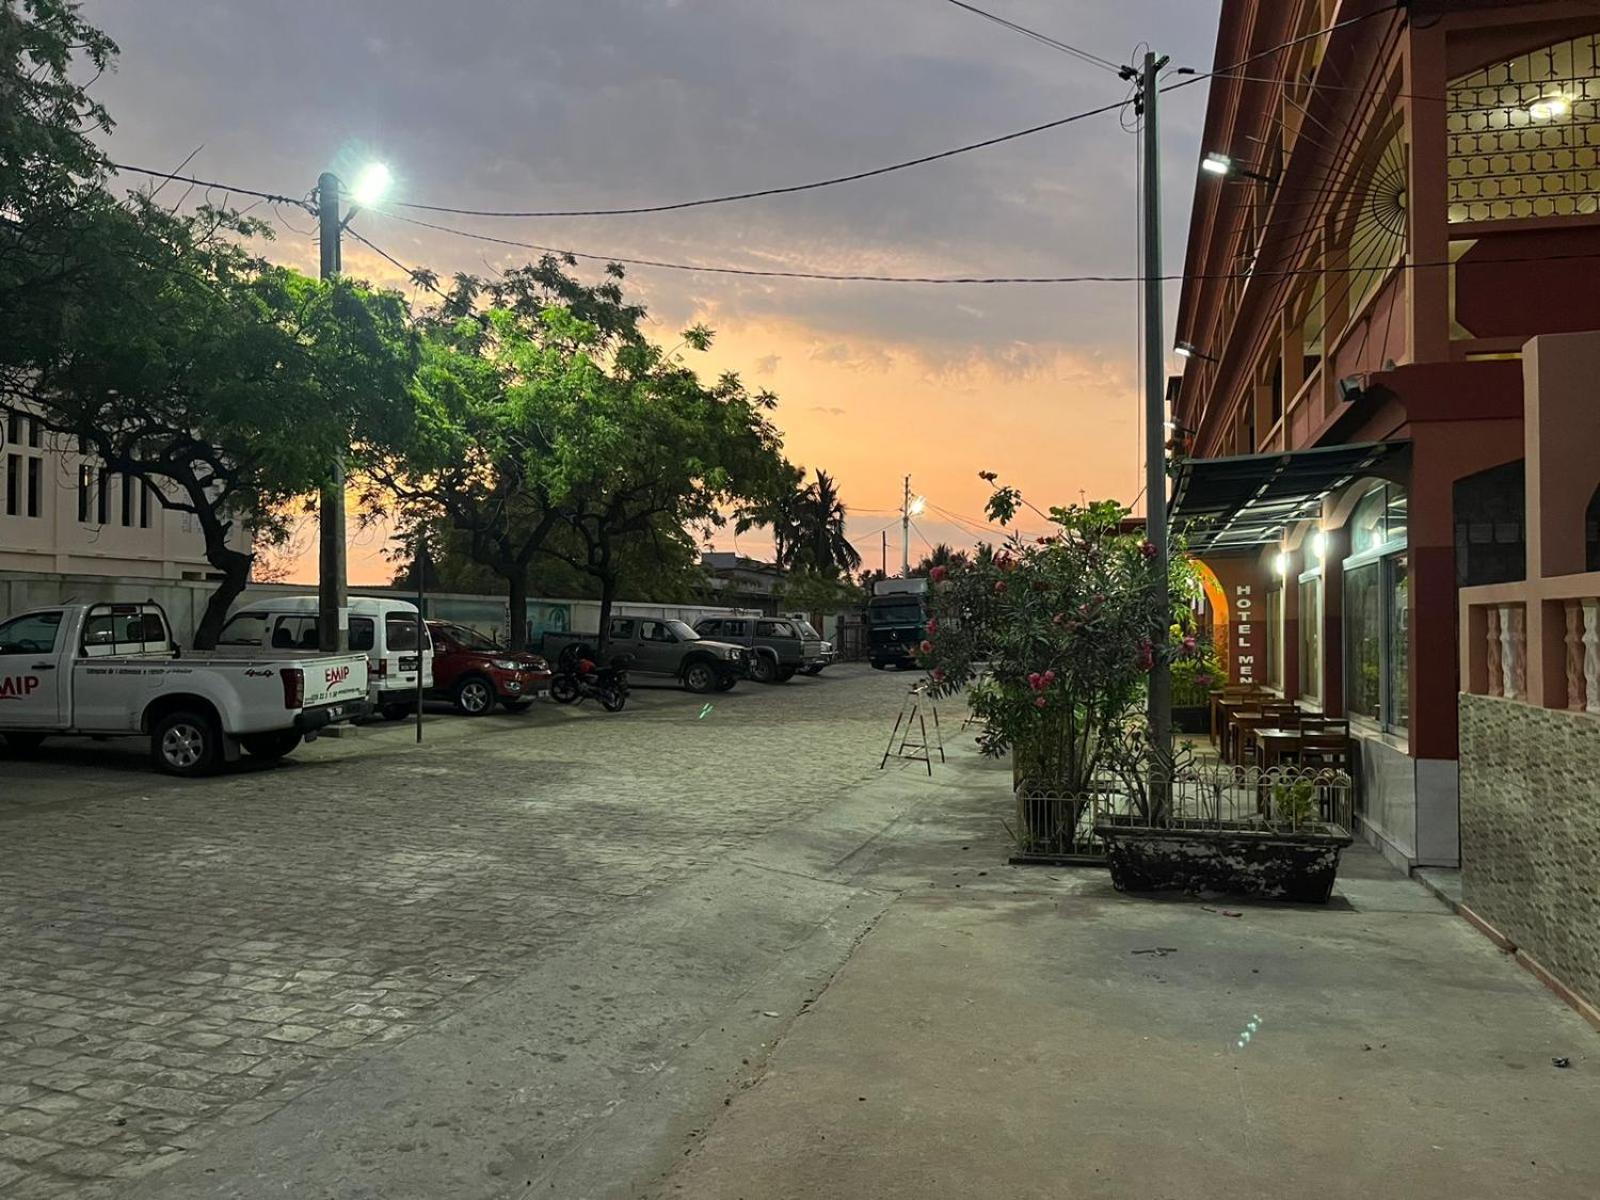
[1462,577,1600,712]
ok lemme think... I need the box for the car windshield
[442,623,502,652]
[870,601,923,625]
[797,621,820,637]
[665,620,699,641]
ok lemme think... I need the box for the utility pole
[1140,51,1174,789]
[901,475,912,577]
[881,530,887,578]
[317,171,349,653]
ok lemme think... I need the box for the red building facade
[1171,0,1600,868]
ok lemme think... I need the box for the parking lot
[0,664,934,1198]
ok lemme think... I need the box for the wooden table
[1213,696,1264,748]
[1251,727,1302,770]
[1225,710,1266,763]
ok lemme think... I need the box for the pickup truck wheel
[240,730,302,760]
[750,654,779,684]
[379,703,412,721]
[683,661,718,693]
[803,664,824,675]
[714,673,738,692]
[453,675,496,716]
[1,732,46,755]
[151,710,219,777]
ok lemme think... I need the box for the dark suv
[426,620,551,715]
[693,615,824,684]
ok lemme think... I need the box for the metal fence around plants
[1010,764,1354,865]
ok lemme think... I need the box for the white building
[1,405,236,580]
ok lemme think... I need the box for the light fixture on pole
[1201,150,1274,185]
[1174,340,1218,364]
[901,477,926,577]
[315,161,391,654]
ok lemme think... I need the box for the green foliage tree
[739,467,861,579]
[11,200,417,645]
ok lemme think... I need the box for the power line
[941,0,1122,74]
[107,162,313,211]
[1163,2,1405,94]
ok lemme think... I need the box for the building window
[26,417,40,449]
[1448,35,1600,224]
[140,481,154,529]
[1263,585,1283,690]
[96,467,109,525]
[5,454,18,516]
[1343,485,1409,735]
[121,473,135,527]
[78,465,92,522]
[5,408,19,446]
[1455,460,1526,585]
[26,458,40,518]
[1298,576,1322,705]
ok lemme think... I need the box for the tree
[739,468,861,579]
[365,259,653,650]
[913,542,972,577]
[10,200,417,645]
[551,326,793,646]
[0,0,118,332]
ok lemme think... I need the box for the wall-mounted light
[1175,340,1217,363]
[1312,531,1327,560]
[1273,552,1290,577]
[1201,152,1233,176]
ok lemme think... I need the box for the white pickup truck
[0,602,369,776]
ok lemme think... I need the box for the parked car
[792,619,835,675]
[219,595,433,720]
[0,601,368,775]
[692,615,825,683]
[426,620,550,715]
[544,616,746,693]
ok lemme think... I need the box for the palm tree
[792,470,861,579]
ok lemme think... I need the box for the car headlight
[725,647,742,660]
[492,659,521,671]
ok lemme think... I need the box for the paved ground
[658,850,1600,1200]
[0,664,951,1198]
[7,666,1598,1199]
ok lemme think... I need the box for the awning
[1169,441,1409,553]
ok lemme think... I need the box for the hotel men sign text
[1233,583,1259,686]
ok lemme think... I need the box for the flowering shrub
[919,488,1199,798]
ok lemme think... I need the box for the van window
[385,613,427,652]
[350,617,375,653]
[271,615,321,651]
[640,620,674,643]
[218,612,269,647]
[696,619,720,635]
[722,619,747,637]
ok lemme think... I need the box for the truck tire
[240,730,303,760]
[1,732,46,755]
[714,673,738,692]
[803,664,824,676]
[750,653,779,684]
[453,675,497,716]
[151,710,220,777]
[683,660,719,694]
[379,702,412,721]
[870,659,886,670]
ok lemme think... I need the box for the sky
[81,0,1222,584]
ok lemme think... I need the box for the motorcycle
[550,646,630,712]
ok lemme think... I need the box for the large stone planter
[1094,818,1353,903]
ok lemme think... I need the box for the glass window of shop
[1263,585,1283,690]
[1343,484,1409,735]
[1298,576,1321,704]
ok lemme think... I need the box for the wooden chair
[1298,730,1351,770]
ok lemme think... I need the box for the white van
[219,595,434,720]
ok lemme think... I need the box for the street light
[908,495,927,517]
[314,161,391,654]
[1201,150,1274,185]
[1175,340,1218,363]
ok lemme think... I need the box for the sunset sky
[83,0,1221,584]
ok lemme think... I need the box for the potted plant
[918,482,1198,859]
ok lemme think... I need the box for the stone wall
[1460,693,1600,1007]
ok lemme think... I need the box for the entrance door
[0,609,68,727]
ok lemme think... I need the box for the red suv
[426,620,551,716]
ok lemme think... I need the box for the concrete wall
[1460,693,1600,1009]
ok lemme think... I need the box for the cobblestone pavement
[0,664,922,1198]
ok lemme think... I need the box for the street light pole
[1141,51,1174,789]
[317,171,349,654]
[901,474,912,577]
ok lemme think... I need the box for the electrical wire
[108,162,313,211]
[941,0,1122,74]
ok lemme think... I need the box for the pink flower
[930,565,948,583]
[920,640,934,655]
[1139,540,1157,559]
[1034,695,1048,709]
[994,581,1007,594]
[932,668,946,683]
[1027,672,1042,689]
[926,618,939,634]
[1042,669,1056,685]
[1195,673,1213,687]
[1182,635,1197,655]
[1051,612,1066,625]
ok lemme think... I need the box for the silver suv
[692,615,825,684]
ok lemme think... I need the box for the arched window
[1448,34,1600,223]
